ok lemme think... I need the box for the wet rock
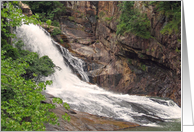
[42,92,140,131]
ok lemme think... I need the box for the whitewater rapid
[15,24,181,126]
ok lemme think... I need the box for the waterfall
[30,25,89,82]
[15,24,181,127]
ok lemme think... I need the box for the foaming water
[15,24,181,126]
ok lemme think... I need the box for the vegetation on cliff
[150,1,181,35]
[117,1,181,39]
[1,1,70,130]
[22,1,65,25]
[116,1,151,39]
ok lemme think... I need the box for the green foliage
[60,39,64,44]
[117,1,181,39]
[128,59,132,64]
[62,113,71,122]
[117,1,151,39]
[175,47,180,53]
[63,102,70,110]
[105,16,113,21]
[138,63,146,71]
[1,50,71,130]
[95,15,99,20]
[99,11,105,18]
[150,1,181,35]
[15,40,25,50]
[1,2,41,39]
[51,28,62,36]
[139,53,145,58]
[53,98,63,104]
[23,53,55,80]
[52,98,71,122]
[22,1,66,22]
[142,1,149,8]
[76,10,81,13]
[1,50,55,130]
[53,20,60,27]
[2,40,55,81]
[1,2,70,130]
[141,64,146,71]
[1,43,20,60]
[46,19,52,28]
[68,16,75,21]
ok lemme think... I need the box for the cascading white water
[15,24,181,127]
[40,26,89,82]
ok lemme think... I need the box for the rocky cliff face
[52,1,181,107]
[22,1,181,106]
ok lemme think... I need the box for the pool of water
[122,119,181,131]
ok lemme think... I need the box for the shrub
[149,1,181,35]
[141,64,146,71]
[15,40,25,50]
[117,1,151,39]
[68,16,75,21]
[105,16,113,21]
[53,20,60,27]
[60,39,64,43]
[51,28,61,36]
[46,19,52,28]
[1,44,20,60]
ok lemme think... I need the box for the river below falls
[122,119,181,131]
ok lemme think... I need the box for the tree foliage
[1,50,57,131]
[22,1,66,22]
[1,1,70,130]
[51,28,62,36]
[21,51,55,81]
[150,1,181,35]
[117,1,151,39]
[1,40,56,81]
[1,1,41,39]
[117,1,181,38]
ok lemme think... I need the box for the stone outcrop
[41,92,140,131]
[19,1,32,16]
[54,1,181,107]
